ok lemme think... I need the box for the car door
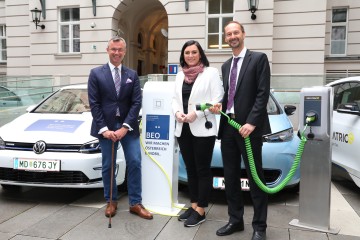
[331,81,360,182]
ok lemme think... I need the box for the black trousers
[177,123,216,208]
[220,123,268,231]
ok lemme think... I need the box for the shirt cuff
[98,126,108,135]
[123,123,133,131]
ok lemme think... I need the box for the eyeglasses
[110,48,125,53]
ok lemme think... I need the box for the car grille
[4,142,82,152]
[0,167,99,184]
[211,168,281,185]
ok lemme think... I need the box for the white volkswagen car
[0,85,126,189]
[327,76,360,188]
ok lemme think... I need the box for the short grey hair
[107,36,127,48]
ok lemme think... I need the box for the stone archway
[113,0,168,76]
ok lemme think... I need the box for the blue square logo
[145,114,170,140]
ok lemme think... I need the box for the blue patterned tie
[114,67,121,96]
[227,57,240,110]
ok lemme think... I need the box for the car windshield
[34,88,90,113]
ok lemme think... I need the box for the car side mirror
[284,105,296,116]
[337,103,360,115]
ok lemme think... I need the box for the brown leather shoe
[105,202,118,218]
[129,204,153,220]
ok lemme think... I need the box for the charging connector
[305,111,317,124]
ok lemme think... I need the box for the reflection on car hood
[0,112,95,144]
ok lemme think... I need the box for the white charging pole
[141,81,184,215]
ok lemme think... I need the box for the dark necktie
[227,57,240,110]
[114,67,121,96]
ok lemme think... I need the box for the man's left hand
[239,123,255,138]
[115,127,128,140]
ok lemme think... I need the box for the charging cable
[196,103,308,194]
[139,120,187,216]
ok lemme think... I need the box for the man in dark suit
[88,36,153,220]
[211,21,270,240]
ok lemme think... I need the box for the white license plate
[13,158,60,172]
[213,177,250,191]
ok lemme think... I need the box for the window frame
[58,7,80,54]
[330,7,348,56]
[0,25,7,63]
[206,0,234,51]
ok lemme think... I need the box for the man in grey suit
[211,21,270,240]
[88,36,153,220]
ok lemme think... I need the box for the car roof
[0,86,12,92]
[326,76,360,86]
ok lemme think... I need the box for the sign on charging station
[141,81,184,215]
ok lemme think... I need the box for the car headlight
[79,139,101,153]
[0,137,5,149]
[263,128,294,143]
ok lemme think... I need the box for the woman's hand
[175,111,186,123]
[185,111,197,123]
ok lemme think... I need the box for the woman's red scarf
[182,63,204,84]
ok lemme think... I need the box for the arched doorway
[112,0,168,76]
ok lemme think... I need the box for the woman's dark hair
[179,40,209,68]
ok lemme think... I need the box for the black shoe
[184,211,206,227]
[252,231,266,240]
[178,207,195,221]
[216,222,244,236]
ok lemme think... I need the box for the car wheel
[1,184,21,191]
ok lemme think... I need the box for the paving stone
[0,202,65,234]
[290,228,328,240]
[19,205,97,239]
[0,198,37,224]
[0,232,15,240]
[61,207,169,240]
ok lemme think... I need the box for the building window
[59,8,80,53]
[207,0,233,50]
[0,25,6,62]
[331,8,347,55]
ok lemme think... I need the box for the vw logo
[33,140,47,154]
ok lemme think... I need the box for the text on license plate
[13,158,60,172]
[213,177,249,191]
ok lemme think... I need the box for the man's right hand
[102,130,117,142]
[209,103,222,114]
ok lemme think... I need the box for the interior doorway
[113,0,168,76]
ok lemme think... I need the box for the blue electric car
[178,92,301,191]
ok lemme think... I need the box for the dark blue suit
[88,63,142,205]
[88,64,141,137]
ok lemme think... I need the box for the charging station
[290,86,339,233]
[141,81,184,215]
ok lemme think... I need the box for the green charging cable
[198,103,308,194]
